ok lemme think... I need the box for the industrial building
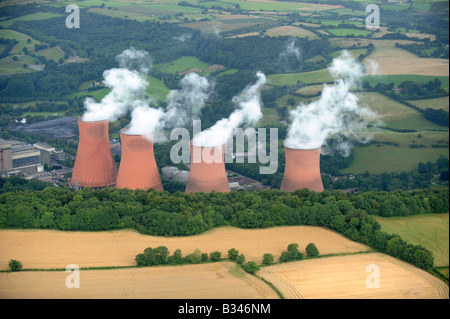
[0,138,43,175]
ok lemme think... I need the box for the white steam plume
[123,101,165,141]
[82,68,149,122]
[192,71,266,147]
[115,47,153,74]
[162,73,213,129]
[284,51,378,156]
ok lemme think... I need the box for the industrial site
[0,0,448,304]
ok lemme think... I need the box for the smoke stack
[115,131,163,191]
[70,119,118,189]
[185,143,230,194]
[280,146,324,192]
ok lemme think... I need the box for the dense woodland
[0,183,446,270]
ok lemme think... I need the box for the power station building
[0,138,43,176]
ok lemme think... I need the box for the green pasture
[0,12,63,28]
[146,75,171,102]
[375,213,449,267]
[358,92,447,132]
[0,29,41,55]
[341,142,449,175]
[327,28,372,37]
[406,97,449,112]
[154,56,210,74]
[364,75,450,92]
[268,68,333,86]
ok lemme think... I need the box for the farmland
[258,253,449,299]
[1,227,448,299]
[0,226,369,270]
[375,213,449,267]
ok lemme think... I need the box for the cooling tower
[70,119,117,190]
[280,146,324,192]
[185,143,230,194]
[115,131,163,191]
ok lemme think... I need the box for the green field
[0,11,63,28]
[327,28,372,37]
[38,46,65,61]
[154,56,210,75]
[375,213,449,267]
[341,143,449,175]
[268,68,333,86]
[0,55,39,76]
[359,92,447,132]
[406,97,450,112]
[0,29,42,55]
[296,84,324,96]
[364,75,450,91]
[146,75,171,102]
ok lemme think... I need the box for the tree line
[0,185,446,270]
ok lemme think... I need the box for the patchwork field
[406,97,450,112]
[0,226,370,271]
[258,252,449,299]
[362,43,449,77]
[0,262,277,299]
[358,92,446,132]
[265,26,319,39]
[375,213,449,267]
[268,68,333,86]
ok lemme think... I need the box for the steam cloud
[192,71,267,147]
[82,68,149,122]
[284,51,378,156]
[115,47,153,74]
[162,73,213,130]
[82,48,213,142]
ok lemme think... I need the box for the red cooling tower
[70,119,118,189]
[115,131,163,191]
[280,146,324,192]
[185,143,230,194]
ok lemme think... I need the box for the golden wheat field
[0,227,447,299]
[0,262,277,299]
[0,226,369,270]
[258,253,449,299]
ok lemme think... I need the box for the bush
[186,249,203,264]
[243,261,260,274]
[9,259,23,272]
[306,243,319,257]
[236,254,246,265]
[227,248,239,261]
[280,243,304,263]
[262,253,274,266]
[209,251,222,262]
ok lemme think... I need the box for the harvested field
[0,226,369,271]
[0,262,278,299]
[258,252,449,299]
[265,26,319,39]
